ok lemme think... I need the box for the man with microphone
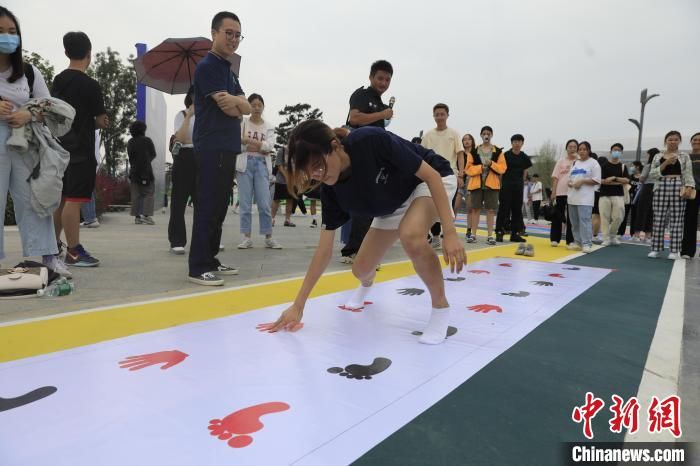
[339,60,395,264]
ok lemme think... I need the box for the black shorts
[273,182,292,201]
[593,191,600,215]
[63,160,97,201]
[305,187,321,200]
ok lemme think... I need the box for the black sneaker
[495,233,504,243]
[519,231,529,237]
[65,244,100,267]
[510,234,527,243]
[284,220,296,227]
[188,272,224,286]
[215,264,239,275]
[310,219,318,228]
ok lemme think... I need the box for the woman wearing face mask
[0,7,66,273]
[235,93,282,250]
[681,132,700,258]
[599,143,630,246]
[549,139,578,247]
[648,131,696,260]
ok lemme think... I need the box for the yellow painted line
[0,236,571,362]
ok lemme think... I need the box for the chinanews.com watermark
[564,392,695,465]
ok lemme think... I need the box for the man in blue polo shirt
[188,11,252,286]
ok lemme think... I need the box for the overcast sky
[10,0,700,155]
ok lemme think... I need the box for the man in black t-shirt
[495,134,532,242]
[340,60,394,263]
[52,32,108,267]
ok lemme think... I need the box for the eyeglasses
[220,30,244,41]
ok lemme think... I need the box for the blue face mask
[0,33,20,54]
[611,151,622,159]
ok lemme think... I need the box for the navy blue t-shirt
[321,127,453,230]
[193,52,244,153]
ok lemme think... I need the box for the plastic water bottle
[37,278,74,297]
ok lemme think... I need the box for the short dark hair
[633,161,643,169]
[0,7,25,83]
[610,142,624,151]
[211,11,241,30]
[63,31,92,60]
[129,120,147,137]
[433,103,449,114]
[184,85,194,108]
[370,60,393,77]
[646,147,660,164]
[248,93,264,105]
[411,137,422,144]
[664,130,682,142]
[565,139,578,149]
[532,174,539,178]
[481,126,493,135]
[511,134,524,143]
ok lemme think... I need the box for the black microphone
[389,96,395,108]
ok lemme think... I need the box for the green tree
[532,139,559,190]
[22,49,55,87]
[88,48,136,176]
[274,103,323,150]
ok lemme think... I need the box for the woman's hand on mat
[442,232,466,274]
[256,304,304,333]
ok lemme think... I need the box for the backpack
[23,63,35,98]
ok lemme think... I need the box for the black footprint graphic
[412,326,458,338]
[327,357,392,380]
[0,386,57,412]
[445,277,465,282]
[563,267,581,270]
[531,281,553,287]
[397,288,425,296]
[501,291,530,297]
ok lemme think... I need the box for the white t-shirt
[421,127,462,175]
[530,181,543,201]
[173,110,194,147]
[566,158,602,206]
[0,65,50,109]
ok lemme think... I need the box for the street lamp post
[628,88,660,162]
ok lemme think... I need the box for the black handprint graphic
[397,288,425,296]
[501,291,530,297]
[531,281,553,287]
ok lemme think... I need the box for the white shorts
[371,175,458,230]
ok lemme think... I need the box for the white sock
[419,307,451,345]
[344,283,372,309]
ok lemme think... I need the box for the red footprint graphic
[468,270,490,274]
[499,263,513,267]
[468,304,503,314]
[208,402,290,448]
[548,273,565,278]
[338,301,373,312]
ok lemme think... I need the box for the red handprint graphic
[468,304,503,314]
[548,273,565,278]
[498,263,512,267]
[208,402,291,448]
[118,350,188,371]
[468,270,490,274]
[338,301,373,312]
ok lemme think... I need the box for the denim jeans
[81,192,97,223]
[236,156,272,236]
[568,204,593,247]
[0,124,58,259]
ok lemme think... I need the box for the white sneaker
[170,246,186,255]
[80,220,100,228]
[602,240,611,246]
[550,241,559,247]
[567,243,582,251]
[264,238,283,249]
[648,251,660,258]
[582,245,592,253]
[668,253,681,260]
[681,255,692,259]
[43,255,72,278]
[611,236,621,245]
[219,244,225,251]
[237,238,253,249]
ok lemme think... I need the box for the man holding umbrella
[188,11,251,285]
